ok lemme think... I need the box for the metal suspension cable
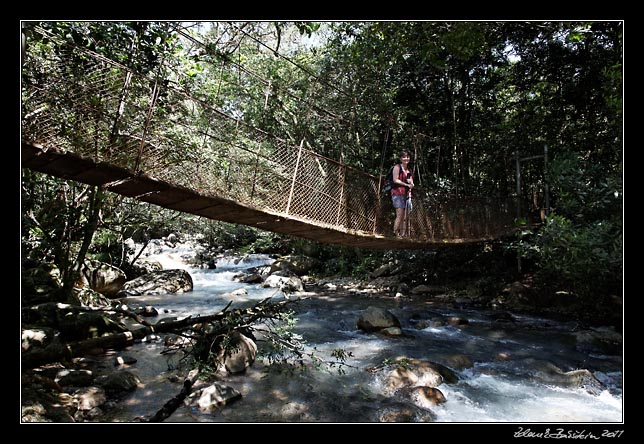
[156,77,380,179]
[229,22,354,101]
[27,25,332,174]
[174,27,345,123]
[177,23,420,169]
[174,24,379,166]
[230,22,397,153]
[228,21,434,134]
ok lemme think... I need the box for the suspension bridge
[21,24,525,250]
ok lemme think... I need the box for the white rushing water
[99,242,623,423]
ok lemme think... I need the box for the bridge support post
[544,144,549,218]
[286,139,305,215]
[136,81,160,172]
[335,166,346,228]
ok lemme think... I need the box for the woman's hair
[400,150,411,158]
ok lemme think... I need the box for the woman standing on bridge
[391,151,414,237]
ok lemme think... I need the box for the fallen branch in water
[146,370,200,422]
[23,294,357,422]
[21,298,291,369]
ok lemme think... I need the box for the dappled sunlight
[66,248,622,423]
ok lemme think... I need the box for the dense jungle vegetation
[21,21,622,320]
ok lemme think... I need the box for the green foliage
[22,21,622,311]
[294,22,320,38]
[88,230,122,264]
[513,143,622,301]
[239,231,287,255]
[517,214,621,299]
[21,169,106,299]
[26,21,176,75]
[284,242,389,278]
[547,151,622,223]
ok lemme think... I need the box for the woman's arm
[393,165,406,186]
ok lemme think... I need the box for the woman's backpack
[382,163,401,193]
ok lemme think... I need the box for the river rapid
[95,243,623,424]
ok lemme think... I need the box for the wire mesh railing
[21,26,522,243]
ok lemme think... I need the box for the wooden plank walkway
[21,142,497,250]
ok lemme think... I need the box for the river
[96,243,623,424]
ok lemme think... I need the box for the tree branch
[146,370,200,422]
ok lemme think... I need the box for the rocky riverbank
[21,237,623,422]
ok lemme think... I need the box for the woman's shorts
[392,194,407,209]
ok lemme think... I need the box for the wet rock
[574,327,622,356]
[22,327,56,351]
[563,369,607,396]
[383,357,458,393]
[79,260,127,297]
[447,316,469,326]
[120,269,193,296]
[142,333,161,342]
[357,306,401,332]
[378,406,415,422]
[379,326,404,337]
[133,305,159,317]
[223,331,257,374]
[376,402,435,422]
[262,273,304,292]
[222,288,248,297]
[442,354,474,370]
[397,386,447,408]
[524,359,607,395]
[489,311,516,323]
[381,358,456,394]
[270,255,317,275]
[196,383,242,412]
[114,355,137,366]
[384,365,420,392]
[97,371,141,395]
[55,369,93,387]
[245,265,272,279]
[239,273,264,284]
[411,284,433,294]
[75,386,107,411]
[428,314,448,327]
